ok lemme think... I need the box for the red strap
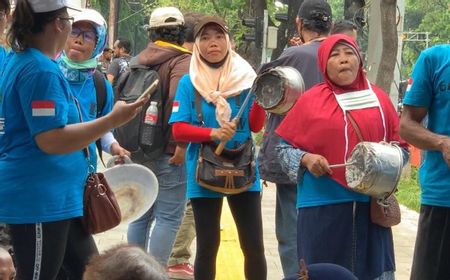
[347,112,364,142]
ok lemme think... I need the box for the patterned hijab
[59,10,107,82]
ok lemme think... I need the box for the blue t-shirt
[297,172,369,208]
[0,48,88,224]
[68,77,114,168]
[0,46,7,71]
[403,44,450,207]
[0,46,11,78]
[169,75,261,198]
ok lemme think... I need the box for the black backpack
[93,70,107,163]
[112,61,167,161]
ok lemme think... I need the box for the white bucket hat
[28,0,81,13]
[73,8,106,27]
[149,7,184,28]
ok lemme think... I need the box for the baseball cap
[149,7,184,28]
[73,8,106,27]
[193,16,229,39]
[28,0,81,13]
[297,0,332,22]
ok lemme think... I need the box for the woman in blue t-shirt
[0,1,146,279]
[169,16,266,280]
[59,8,129,169]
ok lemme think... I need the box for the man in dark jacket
[257,0,332,276]
[125,7,191,267]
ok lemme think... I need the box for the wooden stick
[215,141,226,155]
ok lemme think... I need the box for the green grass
[252,129,264,146]
[396,166,421,212]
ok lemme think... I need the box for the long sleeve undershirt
[172,101,265,143]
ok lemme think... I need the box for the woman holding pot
[0,1,145,278]
[169,16,266,280]
[276,34,408,280]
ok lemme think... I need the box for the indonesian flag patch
[406,78,413,92]
[32,101,55,117]
[172,101,179,113]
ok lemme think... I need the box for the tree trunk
[108,0,119,47]
[238,0,266,68]
[376,0,398,94]
[271,0,303,60]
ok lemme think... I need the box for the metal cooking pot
[345,142,403,199]
[253,66,305,115]
[103,156,158,223]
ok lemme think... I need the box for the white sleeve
[100,131,117,154]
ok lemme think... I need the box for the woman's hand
[210,120,237,142]
[108,98,148,128]
[169,145,186,165]
[301,153,333,177]
[110,142,130,158]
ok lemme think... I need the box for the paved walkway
[93,180,418,280]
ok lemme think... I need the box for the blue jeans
[127,154,187,266]
[276,183,298,277]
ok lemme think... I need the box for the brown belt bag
[196,139,256,194]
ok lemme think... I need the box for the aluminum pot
[253,66,305,115]
[103,156,158,223]
[345,142,403,199]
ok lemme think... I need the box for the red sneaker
[167,263,194,280]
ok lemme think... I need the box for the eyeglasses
[58,16,74,25]
[69,27,97,43]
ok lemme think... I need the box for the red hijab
[276,34,404,188]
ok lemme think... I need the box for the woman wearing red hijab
[276,34,408,280]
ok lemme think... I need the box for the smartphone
[136,79,159,102]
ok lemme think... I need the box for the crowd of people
[0,0,448,280]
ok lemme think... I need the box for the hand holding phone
[136,79,159,102]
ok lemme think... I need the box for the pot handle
[106,155,133,168]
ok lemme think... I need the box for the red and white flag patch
[172,101,179,113]
[32,101,55,117]
[406,78,413,92]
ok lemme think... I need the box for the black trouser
[191,191,267,280]
[411,205,450,280]
[9,217,98,280]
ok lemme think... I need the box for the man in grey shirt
[107,38,132,87]
[257,0,332,276]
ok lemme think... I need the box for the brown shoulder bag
[194,92,256,194]
[82,171,122,234]
[74,98,122,234]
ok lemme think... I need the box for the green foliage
[401,0,450,79]
[253,129,264,146]
[89,0,151,53]
[328,0,344,20]
[152,0,244,40]
[396,166,420,212]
